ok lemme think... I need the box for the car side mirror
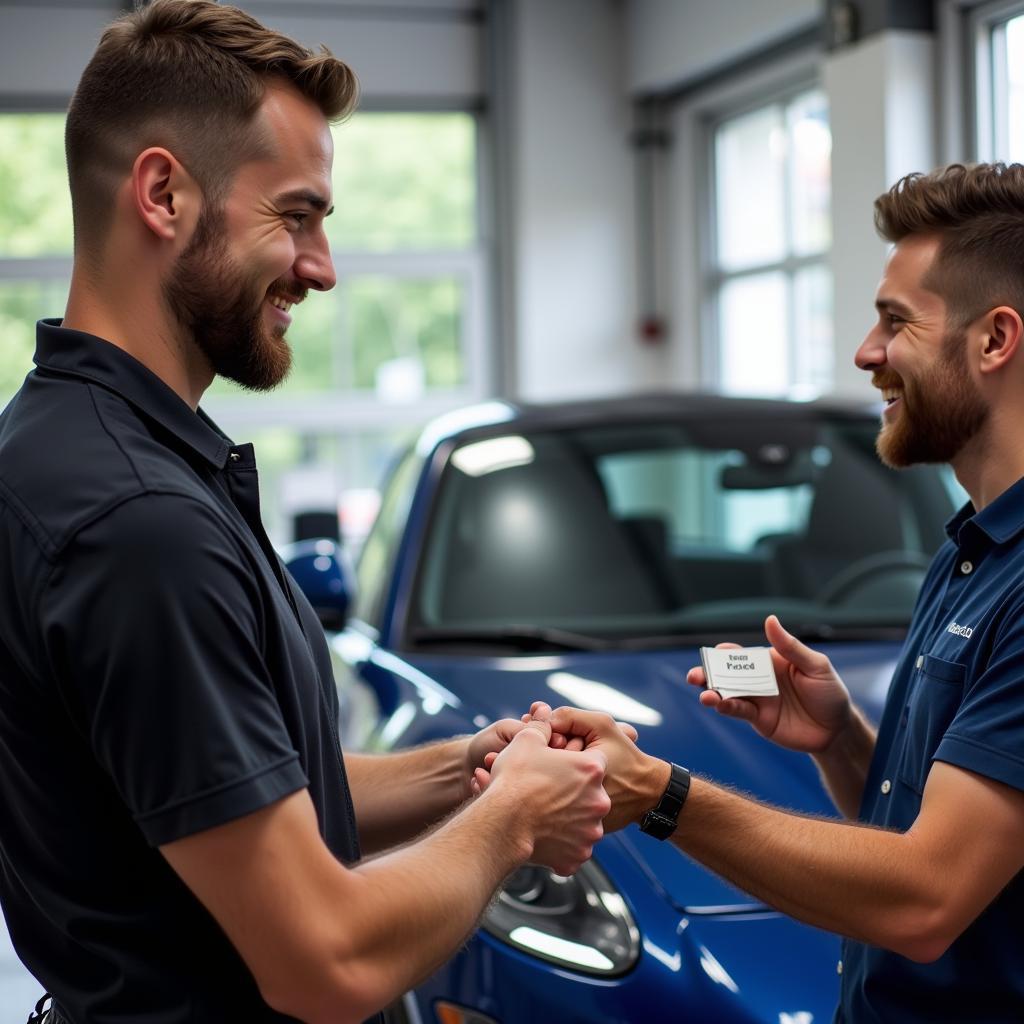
[281,539,356,631]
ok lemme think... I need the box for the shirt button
[960,560,973,575]
[881,779,892,795]
[837,960,843,975]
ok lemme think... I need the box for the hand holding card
[700,646,779,699]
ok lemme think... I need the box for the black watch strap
[639,762,690,840]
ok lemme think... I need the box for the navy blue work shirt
[0,321,369,1023]
[838,478,1024,1023]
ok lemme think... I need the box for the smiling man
[520,163,1024,1023]
[0,3,611,1023]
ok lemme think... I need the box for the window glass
[793,264,834,398]
[984,11,1024,161]
[412,416,954,641]
[710,88,832,398]
[347,275,464,394]
[598,447,812,552]
[0,281,68,403]
[0,114,74,258]
[714,105,786,271]
[718,272,788,397]
[787,91,832,256]
[329,113,476,250]
[354,449,422,626]
[1007,16,1024,159]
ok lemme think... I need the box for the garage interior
[0,0,1015,1016]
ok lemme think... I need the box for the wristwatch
[639,762,690,840]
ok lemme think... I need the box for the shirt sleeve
[935,595,1024,793]
[39,492,308,845]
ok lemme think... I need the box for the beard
[875,329,989,468]
[162,203,295,392]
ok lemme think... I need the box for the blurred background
[0,0,1021,1003]
[5,0,1021,555]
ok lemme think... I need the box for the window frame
[703,80,832,398]
[968,0,1024,159]
[942,0,1024,161]
[663,46,826,395]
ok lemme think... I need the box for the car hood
[396,640,899,912]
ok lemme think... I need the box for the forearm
[339,788,526,1011]
[268,785,528,1024]
[670,778,943,960]
[346,739,471,854]
[811,705,877,818]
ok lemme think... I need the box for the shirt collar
[33,319,232,469]
[945,473,1024,546]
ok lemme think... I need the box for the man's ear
[131,147,201,242]
[978,306,1024,376]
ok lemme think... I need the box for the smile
[881,388,902,405]
[268,296,294,312]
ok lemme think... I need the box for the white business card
[700,646,779,699]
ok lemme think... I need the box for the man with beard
[0,3,612,1024]
[508,164,1024,1023]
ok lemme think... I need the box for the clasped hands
[469,701,669,838]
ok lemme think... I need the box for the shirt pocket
[896,654,966,796]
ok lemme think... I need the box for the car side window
[353,450,422,628]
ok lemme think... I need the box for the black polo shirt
[0,320,363,1022]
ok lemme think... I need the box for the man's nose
[854,324,886,372]
[295,229,336,292]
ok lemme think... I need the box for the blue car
[286,394,957,1024]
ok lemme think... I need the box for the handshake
[465,701,672,877]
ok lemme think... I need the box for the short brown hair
[874,163,1024,328]
[66,0,358,255]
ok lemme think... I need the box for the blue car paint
[333,629,902,1023]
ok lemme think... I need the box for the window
[0,111,487,547]
[969,1,1024,160]
[0,113,73,400]
[353,448,423,628]
[708,88,833,399]
[411,413,953,641]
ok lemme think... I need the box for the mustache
[267,284,308,305]
[871,371,903,390]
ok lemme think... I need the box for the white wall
[501,0,662,400]
[627,0,820,93]
[825,30,936,396]
[627,2,942,401]
[0,0,482,106]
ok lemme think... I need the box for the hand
[686,615,852,754]
[484,718,610,875]
[521,703,639,751]
[463,718,528,799]
[515,704,666,833]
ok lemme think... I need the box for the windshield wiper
[409,624,615,652]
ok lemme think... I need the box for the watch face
[640,810,674,839]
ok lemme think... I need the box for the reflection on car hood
[400,640,900,911]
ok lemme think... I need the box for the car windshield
[409,412,959,646]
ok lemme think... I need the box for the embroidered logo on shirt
[947,621,974,638]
